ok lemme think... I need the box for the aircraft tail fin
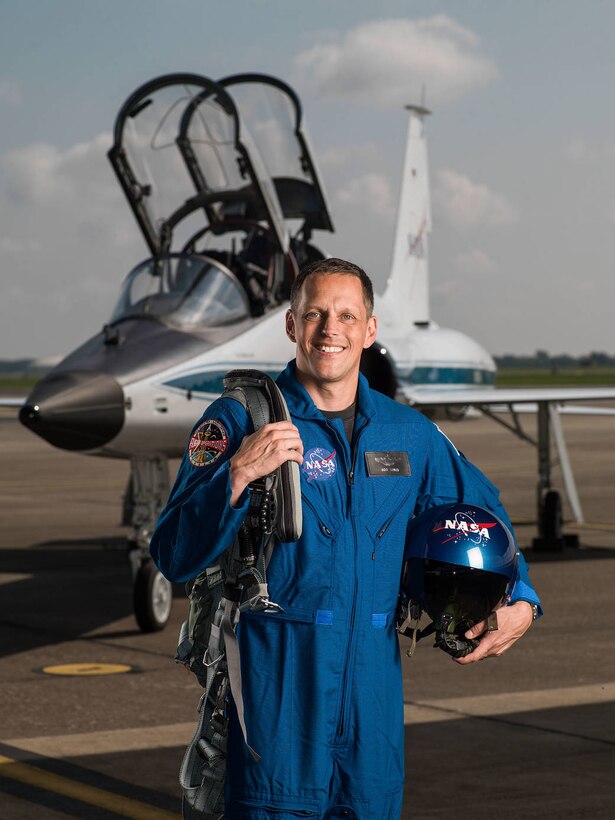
[382,105,432,325]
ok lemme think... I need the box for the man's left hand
[454,601,534,664]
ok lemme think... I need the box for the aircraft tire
[541,489,563,541]
[133,561,173,633]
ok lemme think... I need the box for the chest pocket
[365,480,416,613]
[266,484,341,610]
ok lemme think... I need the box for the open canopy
[108,73,289,256]
[219,74,334,233]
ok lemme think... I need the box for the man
[151,258,541,819]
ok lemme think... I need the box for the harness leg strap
[221,597,261,762]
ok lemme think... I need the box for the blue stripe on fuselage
[163,365,494,397]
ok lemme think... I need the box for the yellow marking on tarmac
[0,755,179,819]
[41,663,133,676]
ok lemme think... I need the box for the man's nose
[320,315,339,336]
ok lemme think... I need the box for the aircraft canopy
[219,74,334,233]
[109,254,250,329]
[108,74,289,257]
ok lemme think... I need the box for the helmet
[398,503,518,658]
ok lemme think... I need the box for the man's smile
[315,343,346,354]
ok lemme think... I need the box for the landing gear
[124,455,173,631]
[531,403,580,551]
[133,560,173,632]
[533,488,579,552]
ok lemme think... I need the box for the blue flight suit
[151,361,541,820]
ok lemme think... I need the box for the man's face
[285,273,377,389]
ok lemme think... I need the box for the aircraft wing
[399,384,615,409]
[0,397,24,408]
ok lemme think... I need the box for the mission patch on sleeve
[188,419,229,468]
[365,451,411,476]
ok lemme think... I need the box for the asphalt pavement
[1,407,614,819]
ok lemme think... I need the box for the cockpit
[109,254,250,330]
[106,72,333,334]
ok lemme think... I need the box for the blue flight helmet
[398,503,519,658]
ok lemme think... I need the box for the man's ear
[363,315,378,349]
[285,309,296,343]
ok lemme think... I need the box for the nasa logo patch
[302,447,337,483]
[188,419,229,468]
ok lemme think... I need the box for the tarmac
[1,404,614,819]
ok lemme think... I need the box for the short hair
[290,257,374,316]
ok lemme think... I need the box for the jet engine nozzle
[19,370,125,451]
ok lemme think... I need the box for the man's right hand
[229,421,304,506]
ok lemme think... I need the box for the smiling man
[151,257,541,819]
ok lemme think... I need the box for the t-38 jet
[14,73,615,631]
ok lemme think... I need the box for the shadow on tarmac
[403,703,615,819]
[0,539,185,659]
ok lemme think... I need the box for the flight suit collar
[276,360,377,423]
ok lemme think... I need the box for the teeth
[318,345,344,353]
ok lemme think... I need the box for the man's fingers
[230,421,305,491]
[454,633,499,664]
[259,421,301,434]
[464,620,486,639]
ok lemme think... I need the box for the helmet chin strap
[399,606,499,659]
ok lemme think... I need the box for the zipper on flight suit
[336,419,370,740]
[371,487,414,560]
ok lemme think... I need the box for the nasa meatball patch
[302,447,337,483]
[188,419,229,468]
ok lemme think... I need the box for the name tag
[365,451,411,477]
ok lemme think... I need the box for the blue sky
[2,1,615,358]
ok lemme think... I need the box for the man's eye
[305,311,320,319]
[341,313,355,321]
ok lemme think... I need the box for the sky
[2,0,615,359]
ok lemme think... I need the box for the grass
[0,375,41,389]
[496,367,615,387]
[2,368,615,391]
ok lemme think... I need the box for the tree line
[495,350,615,368]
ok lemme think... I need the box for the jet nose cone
[19,370,125,451]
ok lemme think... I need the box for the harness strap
[220,596,261,761]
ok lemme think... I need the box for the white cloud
[431,279,463,304]
[319,142,383,170]
[0,79,21,105]
[1,133,142,250]
[337,172,394,217]
[455,248,495,274]
[294,16,497,107]
[0,133,146,357]
[4,134,111,204]
[436,169,517,228]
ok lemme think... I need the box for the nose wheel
[133,560,173,632]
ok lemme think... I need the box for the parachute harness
[176,370,302,818]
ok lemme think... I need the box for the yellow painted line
[41,663,133,677]
[0,755,179,819]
